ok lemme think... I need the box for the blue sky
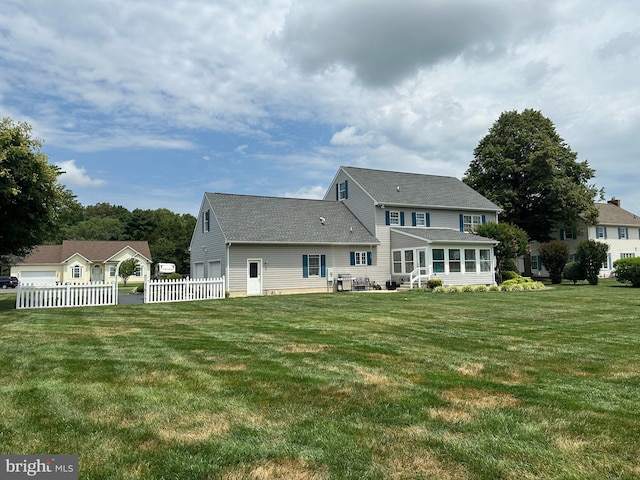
[1,0,639,215]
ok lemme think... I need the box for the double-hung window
[463,215,482,233]
[354,252,367,265]
[308,255,320,277]
[404,250,414,273]
[415,212,427,227]
[464,249,476,272]
[432,249,445,273]
[479,249,491,272]
[618,227,628,239]
[449,249,461,273]
[389,211,400,225]
[596,226,606,239]
[71,265,83,279]
[338,181,348,200]
[392,251,403,274]
[531,255,540,270]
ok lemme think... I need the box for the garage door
[20,271,57,285]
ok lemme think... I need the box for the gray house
[190,166,501,296]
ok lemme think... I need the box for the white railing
[144,277,226,304]
[409,266,431,289]
[16,282,117,309]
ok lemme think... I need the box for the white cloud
[282,185,326,200]
[55,160,106,187]
[330,126,376,146]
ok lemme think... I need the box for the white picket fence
[16,282,117,309]
[15,277,226,309]
[144,277,226,304]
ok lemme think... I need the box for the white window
[404,250,414,273]
[392,251,402,274]
[354,252,367,266]
[565,231,577,240]
[618,227,627,239]
[389,211,400,225]
[338,181,347,200]
[415,212,427,227]
[479,249,491,272]
[463,215,482,232]
[596,226,606,239]
[531,255,540,270]
[308,254,320,277]
[109,266,116,277]
[71,265,83,279]
[203,209,210,233]
[464,249,476,273]
[449,249,461,273]
[621,253,635,259]
[432,249,445,273]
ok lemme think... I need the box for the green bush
[136,285,144,293]
[501,270,520,282]
[167,273,183,280]
[475,285,489,292]
[461,285,475,292]
[563,262,586,285]
[576,240,609,285]
[426,278,443,289]
[613,257,640,287]
[539,240,569,284]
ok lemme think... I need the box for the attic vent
[396,185,400,192]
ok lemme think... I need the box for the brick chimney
[608,197,621,207]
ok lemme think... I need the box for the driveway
[118,293,145,305]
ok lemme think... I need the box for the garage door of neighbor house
[21,271,57,284]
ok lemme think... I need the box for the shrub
[500,270,520,282]
[489,285,501,292]
[426,278,443,289]
[461,285,475,292]
[576,240,609,285]
[613,257,640,287]
[167,273,183,280]
[433,286,446,294]
[539,240,569,284]
[563,262,586,285]
[136,285,144,293]
[474,285,489,292]
[446,285,461,293]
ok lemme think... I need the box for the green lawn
[1,282,639,479]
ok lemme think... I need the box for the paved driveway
[118,293,144,305]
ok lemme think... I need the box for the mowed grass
[1,281,639,479]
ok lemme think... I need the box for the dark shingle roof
[341,166,501,211]
[205,193,379,245]
[392,227,498,244]
[595,203,640,227]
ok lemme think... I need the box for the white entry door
[247,259,262,296]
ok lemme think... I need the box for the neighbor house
[526,198,640,277]
[11,240,153,284]
[190,166,501,296]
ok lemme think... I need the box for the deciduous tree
[0,118,64,258]
[464,109,601,242]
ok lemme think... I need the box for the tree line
[48,198,196,275]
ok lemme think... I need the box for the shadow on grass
[0,294,16,312]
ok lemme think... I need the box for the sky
[1,0,639,216]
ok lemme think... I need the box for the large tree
[0,118,64,258]
[464,109,600,242]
